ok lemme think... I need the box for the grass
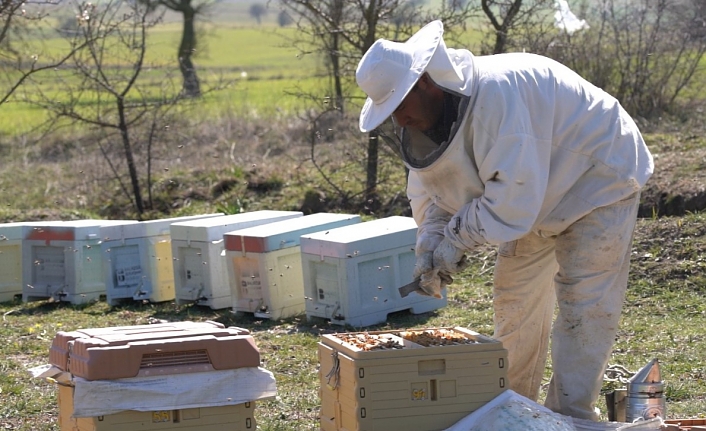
[1,212,706,429]
[0,23,327,135]
[2,3,706,429]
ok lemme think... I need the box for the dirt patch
[638,132,706,217]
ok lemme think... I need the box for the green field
[0,20,330,135]
[0,0,490,137]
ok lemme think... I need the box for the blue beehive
[301,216,447,327]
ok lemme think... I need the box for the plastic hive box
[58,383,258,431]
[101,213,224,306]
[0,221,66,303]
[318,327,508,431]
[169,211,303,310]
[49,320,229,372]
[54,324,258,381]
[224,213,361,320]
[22,219,138,304]
[300,216,446,327]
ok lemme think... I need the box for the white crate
[0,222,66,303]
[101,214,224,306]
[22,220,138,304]
[301,216,447,327]
[224,213,361,320]
[170,211,303,310]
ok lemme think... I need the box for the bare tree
[277,9,294,27]
[250,3,268,24]
[24,0,189,218]
[138,0,212,97]
[479,0,555,54]
[541,0,706,118]
[0,0,95,105]
[279,0,479,209]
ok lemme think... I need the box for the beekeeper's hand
[413,249,455,299]
[432,237,469,275]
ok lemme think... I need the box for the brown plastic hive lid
[49,321,236,371]
[67,326,260,381]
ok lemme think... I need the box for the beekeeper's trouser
[492,192,640,421]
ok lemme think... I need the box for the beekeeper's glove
[432,237,469,275]
[413,243,459,299]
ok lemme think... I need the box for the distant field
[0,1,486,136]
[0,21,327,136]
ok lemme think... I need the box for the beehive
[300,216,446,327]
[318,327,508,431]
[58,384,257,431]
[0,221,63,303]
[224,213,361,320]
[170,211,302,309]
[101,214,224,306]
[52,321,263,431]
[22,219,138,304]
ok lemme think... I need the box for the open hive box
[318,327,508,431]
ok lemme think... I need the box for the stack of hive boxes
[0,221,64,303]
[101,213,224,306]
[318,327,507,431]
[224,212,362,320]
[49,320,276,430]
[22,219,138,304]
[170,211,303,310]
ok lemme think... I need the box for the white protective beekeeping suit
[356,21,653,420]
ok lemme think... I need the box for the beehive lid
[49,320,230,371]
[300,216,417,258]
[0,221,65,241]
[140,213,224,237]
[320,327,505,359]
[100,213,225,241]
[170,211,303,242]
[68,326,260,380]
[224,213,361,253]
[24,219,137,243]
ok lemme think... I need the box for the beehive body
[51,321,271,431]
[22,220,137,304]
[0,222,48,302]
[169,211,302,309]
[58,384,257,431]
[225,213,361,320]
[301,216,446,327]
[102,214,223,306]
[318,328,508,431]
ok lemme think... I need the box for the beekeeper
[355,20,653,421]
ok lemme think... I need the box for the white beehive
[101,214,224,306]
[0,222,64,303]
[301,216,447,327]
[22,219,138,304]
[224,213,361,320]
[170,211,303,310]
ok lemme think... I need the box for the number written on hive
[152,411,171,423]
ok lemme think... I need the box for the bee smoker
[625,358,666,422]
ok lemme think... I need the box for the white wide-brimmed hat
[356,20,444,133]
